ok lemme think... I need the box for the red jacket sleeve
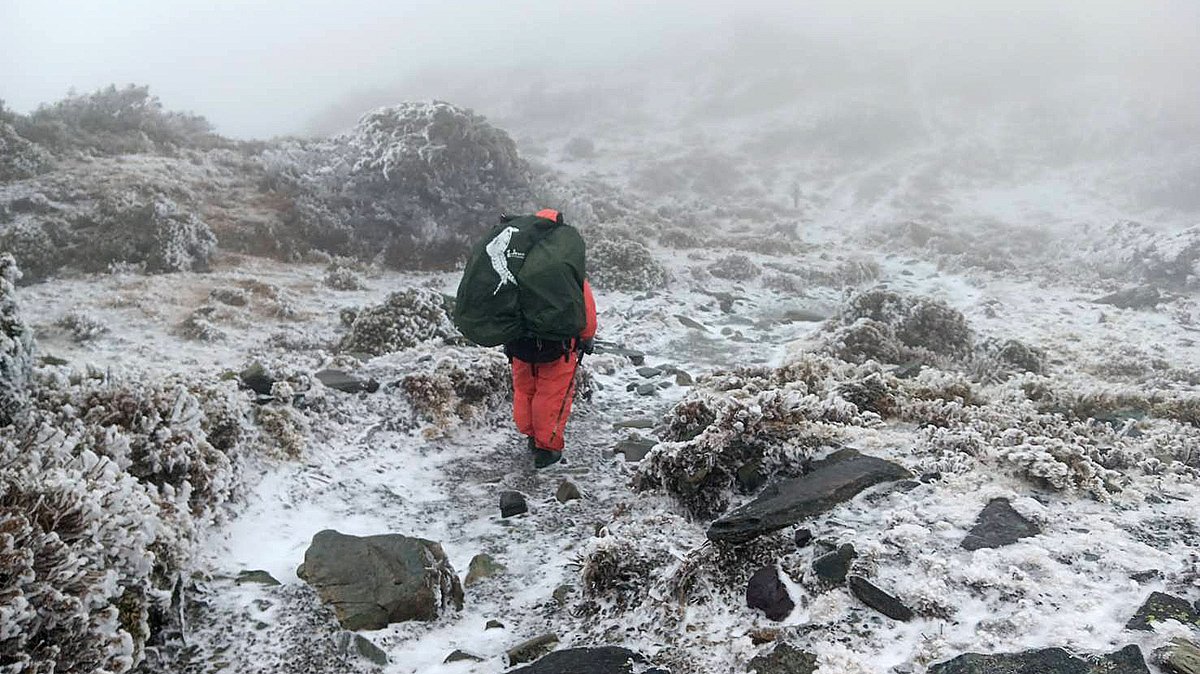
[581,279,598,340]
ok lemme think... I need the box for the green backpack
[453,212,586,347]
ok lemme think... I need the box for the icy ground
[17,204,1200,673]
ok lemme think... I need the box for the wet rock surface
[746,566,794,621]
[500,490,528,518]
[847,575,913,621]
[314,368,380,393]
[508,646,666,674]
[505,633,559,666]
[812,544,857,584]
[708,448,910,543]
[1160,638,1200,674]
[1127,591,1200,630]
[928,644,1150,674]
[961,498,1040,550]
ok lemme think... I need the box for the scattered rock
[552,584,572,606]
[594,342,645,365]
[298,529,463,630]
[708,448,911,544]
[1130,569,1162,583]
[465,553,504,587]
[748,628,779,645]
[656,380,673,389]
[676,315,709,331]
[1094,285,1162,309]
[616,437,656,462]
[781,309,829,323]
[500,491,528,518]
[961,498,1041,551]
[444,649,484,664]
[747,643,818,674]
[556,480,582,503]
[506,633,560,666]
[636,383,658,396]
[928,644,1150,674]
[613,418,655,429]
[637,366,664,378]
[1160,638,1200,674]
[736,460,768,493]
[746,566,794,621]
[508,646,666,674]
[675,370,694,386]
[847,575,913,622]
[794,529,813,548]
[334,631,389,666]
[1127,591,1200,631]
[315,368,380,394]
[239,362,275,395]
[235,569,281,586]
[812,544,857,585]
[485,619,505,630]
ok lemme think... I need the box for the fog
[3,0,1198,140]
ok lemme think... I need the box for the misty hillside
[3,6,1200,674]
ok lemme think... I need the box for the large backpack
[453,212,586,347]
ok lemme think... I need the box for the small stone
[748,628,779,645]
[781,309,829,323]
[794,528,813,548]
[556,480,582,503]
[465,553,504,587]
[445,649,484,664]
[1094,285,1161,309]
[746,566,794,621]
[235,569,281,586]
[507,633,559,666]
[500,491,528,518]
[736,460,768,493]
[616,437,656,462]
[335,632,388,666]
[626,382,638,391]
[485,619,505,630]
[961,498,1040,551]
[675,371,694,386]
[1130,569,1162,583]
[1161,638,1200,674]
[847,575,913,621]
[747,643,818,674]
[813,544,856,585]
[676,315,709,331]
[553,584,572,606]
[637,366,663,378]
[1127,591,1200,631]
[315,369,380,394]
[636,383,657,396]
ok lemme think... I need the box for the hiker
[453,208,597,469]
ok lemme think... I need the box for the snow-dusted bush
[657,227,705,249]
[82,193,216,274]
[707,253,762,281]
[762,271,807,295]
[0,255,34,425]
[261,101,534,269]
[208,287,249,307]
[339,289,456,356]
[821,289,973,365]
[1080,221,1200,290]
[400,349,511,432]
[588,239,668,292]
[177,307,225,342]
[635,357,876,519]
[324,266,367,291]
[15,84,217,155]
[0,217,69,283]
[0,120,52,181]
[56,310,110,343]
[968,337,1047,383]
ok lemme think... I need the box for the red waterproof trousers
[512,354,579,452]
[511,280,597,452]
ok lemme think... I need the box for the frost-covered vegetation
[338,288,457,356]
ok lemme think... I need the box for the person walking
[454,208,597,469]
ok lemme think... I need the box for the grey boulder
[928,645,1149,674]
[961,498,1040,551]
[508,646,666,674]
[297,529,463,630]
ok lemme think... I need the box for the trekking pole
[547,346,582,449]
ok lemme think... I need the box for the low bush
[339,289,456,357]
[588,239,668,292]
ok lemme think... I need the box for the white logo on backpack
[486,226,520,295]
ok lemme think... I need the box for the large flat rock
[961,498,1040,551]
[297,529,463,630]
[707,448,910,544]
[507,646,666,673]
[929,645,1149,674]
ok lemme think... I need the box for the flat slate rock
[637,366,664,378]
[1162,638,1200,674]
[708,448,910,544]
[928,644,1149,674]
[508,646,667,674]
[1094,285,1161,309]
[813,544,856,585]
[746,566,794,621]
[748,643,818,674]
[616,437,656,462]
[315,368,380,394]
[676,315,709,331]
[298,530,463,630]
[961,498,1040,550]
[847,575,913,621]
[1127,591,1200,631]
[612,418,655,429]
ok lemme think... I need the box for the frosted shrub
[56,310,110,343]
[0,120,51,181]
[822,289,973,364]
[84,193,217,274]
[657,227,706,249]
[339,289,456,357]
[588,239,668,292]
[324,266,367,291]
[0,218,65,284]
[708,253,762,281]
[0,255,34,425]
[400,349,511,431]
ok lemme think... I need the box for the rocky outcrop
[508,647,666,674]
[928,645,1149,674]
[708,449,910,544]
[1127,592,1200,631]
[297,529,463,630]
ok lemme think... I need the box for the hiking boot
[526,436,537,453]
[533,448,563,469]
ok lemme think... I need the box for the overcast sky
[2,0,1197,139]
